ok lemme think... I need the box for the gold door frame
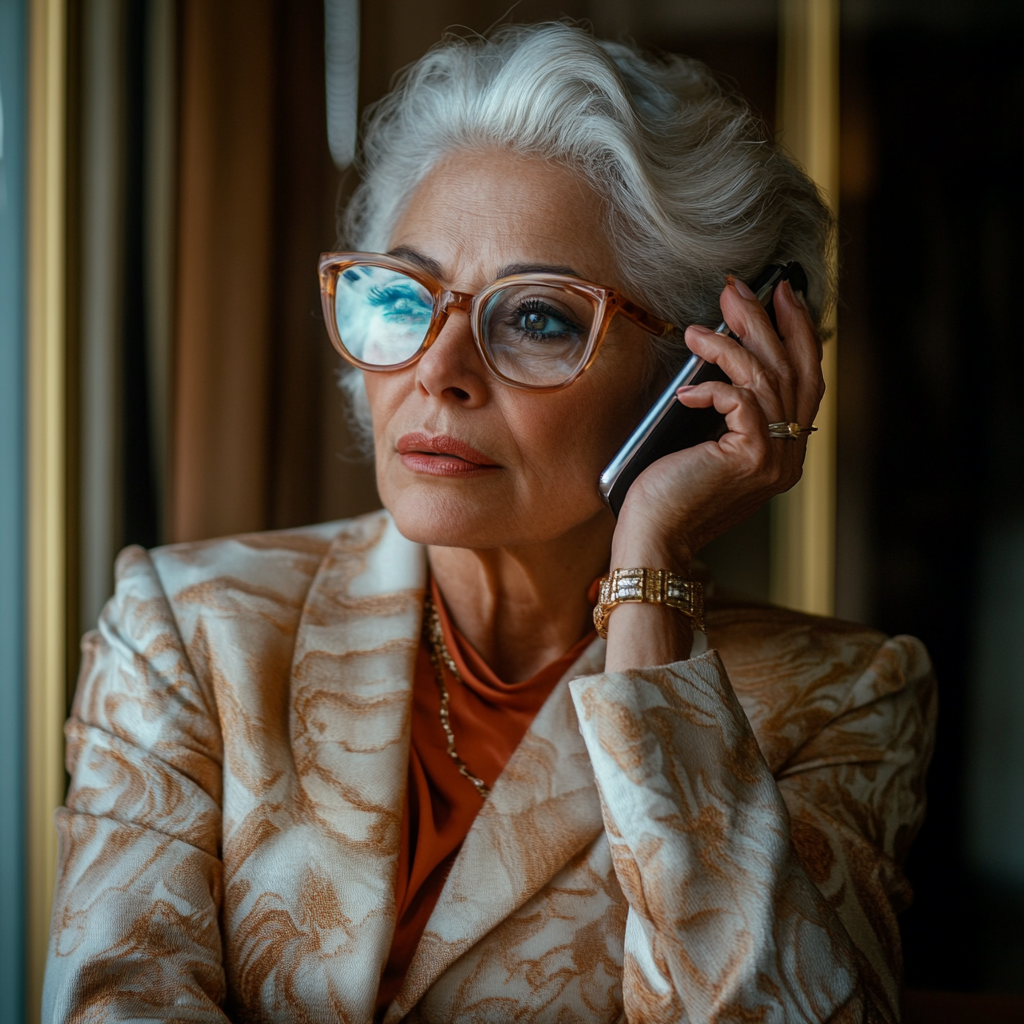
[26,0,68,1018]
[771,0,840,616]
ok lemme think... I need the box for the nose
[414,301,489,406]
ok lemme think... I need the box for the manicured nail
[676,385,695,394]
[731,276,756,300]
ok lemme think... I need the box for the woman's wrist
[601,518,700,672]
[609,518,693,578]
[602,601,695,671]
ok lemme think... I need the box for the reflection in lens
[482,284,595,386]
[334,264,432,365]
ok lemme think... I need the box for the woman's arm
[569,633,935,1024]
[44,547,229,1024]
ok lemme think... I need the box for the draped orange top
[376,577,596,1009]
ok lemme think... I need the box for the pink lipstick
[396,432,501,477]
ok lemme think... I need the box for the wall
[840,2,1024,990]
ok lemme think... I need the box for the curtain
[171,0,377,542]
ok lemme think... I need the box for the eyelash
[514,298,584,333]
[367,283,427,307]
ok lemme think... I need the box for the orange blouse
[376,577,595,1009]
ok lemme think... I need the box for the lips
[396,432,501,476]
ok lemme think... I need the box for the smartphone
[598,261,808,516]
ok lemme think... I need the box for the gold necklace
[423,595,490,799]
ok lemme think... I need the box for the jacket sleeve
[43,546,230,1023]
[568,638,936,1024]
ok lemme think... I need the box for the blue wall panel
[0,0,28,1018]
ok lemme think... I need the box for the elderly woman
[45,23,934,1024]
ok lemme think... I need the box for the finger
[720,279,791,372]
[773,279,825,427]
[678,382,803,491]
[686,325,786,424]
[719,278,797,419]
[677,381,769,444]
[775,278,824,360]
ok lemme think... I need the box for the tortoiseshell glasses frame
[318,251,678,393]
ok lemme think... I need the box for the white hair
[338,22,835,444]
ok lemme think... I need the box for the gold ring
[768,421,817,440]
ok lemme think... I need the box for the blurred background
[1,0,1023,1019]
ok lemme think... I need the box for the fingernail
[728,275,756,300]
[784,278,808,309]
[676,385,695,394]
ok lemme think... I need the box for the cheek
[363,372,409,491]
[364,371,410,446]
[364,372,392,426]
[568,357,654,459]
[510,370,645,488]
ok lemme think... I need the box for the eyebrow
[386,246,445,279]
[497,261,583,279]
[385,246,584,284]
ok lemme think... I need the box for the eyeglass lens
[333,263,598,387]
[334,264,434,366]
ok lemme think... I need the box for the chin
[386,489,518,549]
[383,475,602,550]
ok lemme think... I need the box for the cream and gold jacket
[44,510,935,1023]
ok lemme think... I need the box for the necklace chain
[423,595,490,799]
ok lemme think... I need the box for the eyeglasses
[318,252,677,392]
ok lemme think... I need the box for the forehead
[388,149,621,288]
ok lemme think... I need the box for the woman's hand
[610,276,825,577]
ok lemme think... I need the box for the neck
[427,511,614,683]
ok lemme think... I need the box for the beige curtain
[171,0,378,542]
[172,0,276,541]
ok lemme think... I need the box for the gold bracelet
[592,567,705,639]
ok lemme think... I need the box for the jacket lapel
[387,638,607,1019]
[288,511,426,1015]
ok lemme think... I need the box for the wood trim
[26,0,68,1018]
[770,0,840,616]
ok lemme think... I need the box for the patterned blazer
[44,509,936,1023]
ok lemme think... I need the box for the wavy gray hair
[338,22,835,443]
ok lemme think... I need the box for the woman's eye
[367,284,431,324]
[513,304,581,339]
[523,311,556,333]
